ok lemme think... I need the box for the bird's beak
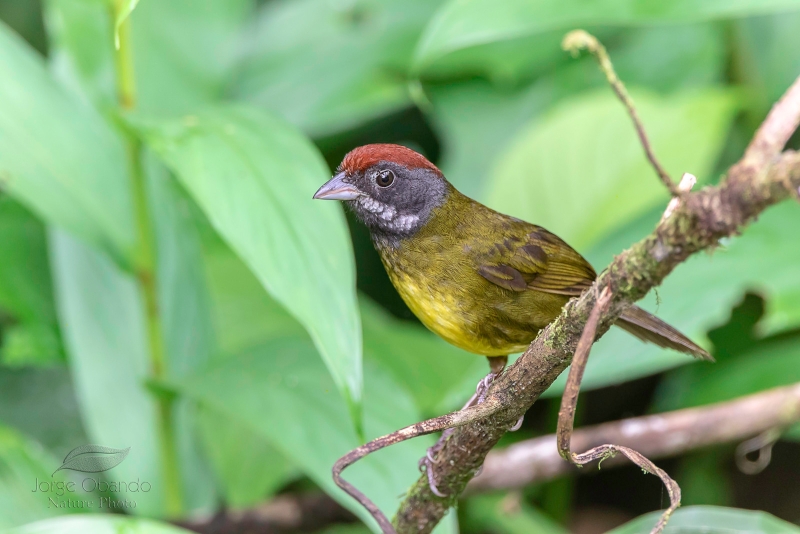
[313,172,362,201]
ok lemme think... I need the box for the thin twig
[332,395,505,533]
[556,286,614,460]
[469,383,800,492]
[574,445,681,533]
[555,287,678,534]
[562,30,680,196]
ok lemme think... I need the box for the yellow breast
[386,269,528,356]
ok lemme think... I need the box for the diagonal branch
[391,71,800,533]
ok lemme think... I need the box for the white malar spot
[394,214,418,232]
[358,196,416,230]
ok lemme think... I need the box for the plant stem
[112,1,184,516]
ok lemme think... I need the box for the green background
[1,0,800,532]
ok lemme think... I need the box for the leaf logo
[53,445,130,476]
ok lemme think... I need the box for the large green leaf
[609,505,800,534]
[429,78,560,199]
[0,197,62,366]
[48,162,219,516]
[145,155,216,377]
[45,0,251,114]
[196,406,299,509]
[0,21,133,264]
[231,0,442,137]
[545,201,800,395]
[413,0,800,74]
[136,106,363,411]
[144,157,218,510]
[199,235,467,509]
[653,333,800,413]
[175,337,434,532]
[485,88,738,250]
[204,239,481,416]
[361,297,483,415]
[428,23,727,200]
[7,516,197,534]
[49,228,165,516]
[202,239,306,357]
[735,11,800,114]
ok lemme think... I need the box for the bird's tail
[616,306,713,361]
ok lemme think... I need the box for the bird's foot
[475,368,501,404]
[418,428,453,497]
[510,414,524,431]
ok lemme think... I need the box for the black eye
[375,169,395,187]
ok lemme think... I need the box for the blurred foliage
[0,0,799,532]
[608,506,800,534]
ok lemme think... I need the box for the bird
[313,143,710,492]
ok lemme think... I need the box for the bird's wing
[477,226,596,297]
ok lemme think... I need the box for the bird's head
[313,144,450,238]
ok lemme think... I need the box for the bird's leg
[475,355,508,403]
[419,355,520,495]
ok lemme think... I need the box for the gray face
[314,161,450,240]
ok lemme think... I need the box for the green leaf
[48,160,219,517]
[174,337,430,532]
[114,0,140,48]
[231,0,442,137]
[204,237,480,418]
[611,24,727,93]
[428,78,560,199]
[0,21,134,264]
[654,333,800,413]
[609,505,800,534]
[428,23,726,200]
[0,197,63,366]
[45,0,251,115]
[197,406,299,509]
[149,156,220,511]
[486,88,738,250]
[735,11,800,113]
[0,198,56,325]
[0,425,73,529]
[545,201,800,395]
[360,297,483,415]
[49,228,166,515]
[202,240,306,357]
[145,154,216,377]
[136,106,363,413]
[7,516,197,534]
[413,0,800,74]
